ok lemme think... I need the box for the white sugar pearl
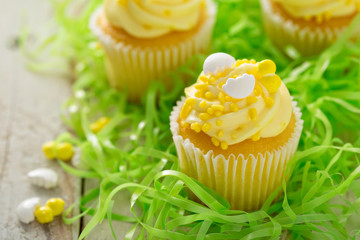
[222,74,256,99]
[16,197,41,224]
[203,53,236,75]
[27,168,58,189]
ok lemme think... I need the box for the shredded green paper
[23,0,360,239]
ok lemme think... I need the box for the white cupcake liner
[260,0,348,56]
[170,97,303,211]
[89,2,217,101]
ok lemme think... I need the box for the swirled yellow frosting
[179,59,293,150]
[103,0,204,38]
[273,0,360,22]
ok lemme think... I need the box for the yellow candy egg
[46,198,65,216]
[258,60,276,75]
[56,142,74,161]
[42,141,56,160]
[35,206,54,224]
[261,74,281,94]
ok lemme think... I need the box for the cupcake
[89,0,217,102]
[261,0,360,56]
[170,53,303,211]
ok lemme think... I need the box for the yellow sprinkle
[56,142,74,161]
[218,82,225,88]
[35,206,54,224]
[250,59,256,64]
[218,92,225,103]
[230,103,239,112]
[42,141,56,160]
[195,91,204,98]
[205,91,214,100]
[216,71,226,78]
[199,113,210,121]
[195,83,208,91]
[249,108,257,121]
[220,142,228,150]
[180,121,189,128]
[258,60,276,75]
[235,59,248,67]
[199,75,209,83]
[191,123,202,133]
[216,120,222,127]
[185,98,196,105]
[211,137,220,147]
[254,83,263,96]
[246,96,258,105]
[46,198,65,216]
[225,96,232,102]
[217,130,224,138]
[199,100,208,108]
[261,74,281,93]
[212,104,225,111]
[232,75,238,79]
[251,132,261,141]
[207,107,215,115]
[180,100,194,119]
[214,111,222,117]
[202,123,211,132]
[209,76,217,83]
[265,97,274,107]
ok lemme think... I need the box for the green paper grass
[22,0,360,239]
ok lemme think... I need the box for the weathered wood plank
[0,0,80,239]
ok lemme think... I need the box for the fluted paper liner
[170,97,303,211]
[89,2,216,101]
[260,0,348,56]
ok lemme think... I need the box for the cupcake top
[104,0,206,38]
[179,53,293,150]
[272,0,360,22]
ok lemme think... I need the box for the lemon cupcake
[89,0,217,102]
[261,0,360,56]
[170,53,303,211]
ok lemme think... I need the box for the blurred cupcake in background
[90,0,217,102]
[170,53,303,211]
[261,0,360,56]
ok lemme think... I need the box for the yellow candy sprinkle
[246,96,258,105]
[180,121,189,128]
[217,130,224,138]
[251,132,261,141]
[249,108,257,121]
[261,74,281,93]
[42,141,56,160]
[202,123,211,132]
[254,83,263,96]
[90,117,111,134]
[207,107,215,115]
[265,97,274,107]
[199,75,209,83]
[195,91,204,98]
[250,59,256,64]
[209,76,217,83]
[225,96,232,102]
[216,120,222,127]
[35,206,54,224]
[218,82,225,88]
[180,99,195,119]
[218,92,225,103]
[212,104,225,112]
[230,103,239,112]
[214,111,222,117]
[195,84,208,91]
[199,113,210,121]
[191,123,202,133]
[46,198,65,216]
[56,142,74,161]
[199,100,208,108]
[258,60,276,75]
[235,59,249,67]
[220,142,228,150]
[205,91,214,100]
[211,137,220,147]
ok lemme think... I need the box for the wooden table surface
[0,0,132,239]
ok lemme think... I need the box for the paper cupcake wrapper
[89,2,217,101]
[260,0,348,56]
[170,97,303,211]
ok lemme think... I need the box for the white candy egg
[16,197,41,224]
[222,74,256,99]
[27,168,58,189]
[203,53,236,75]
